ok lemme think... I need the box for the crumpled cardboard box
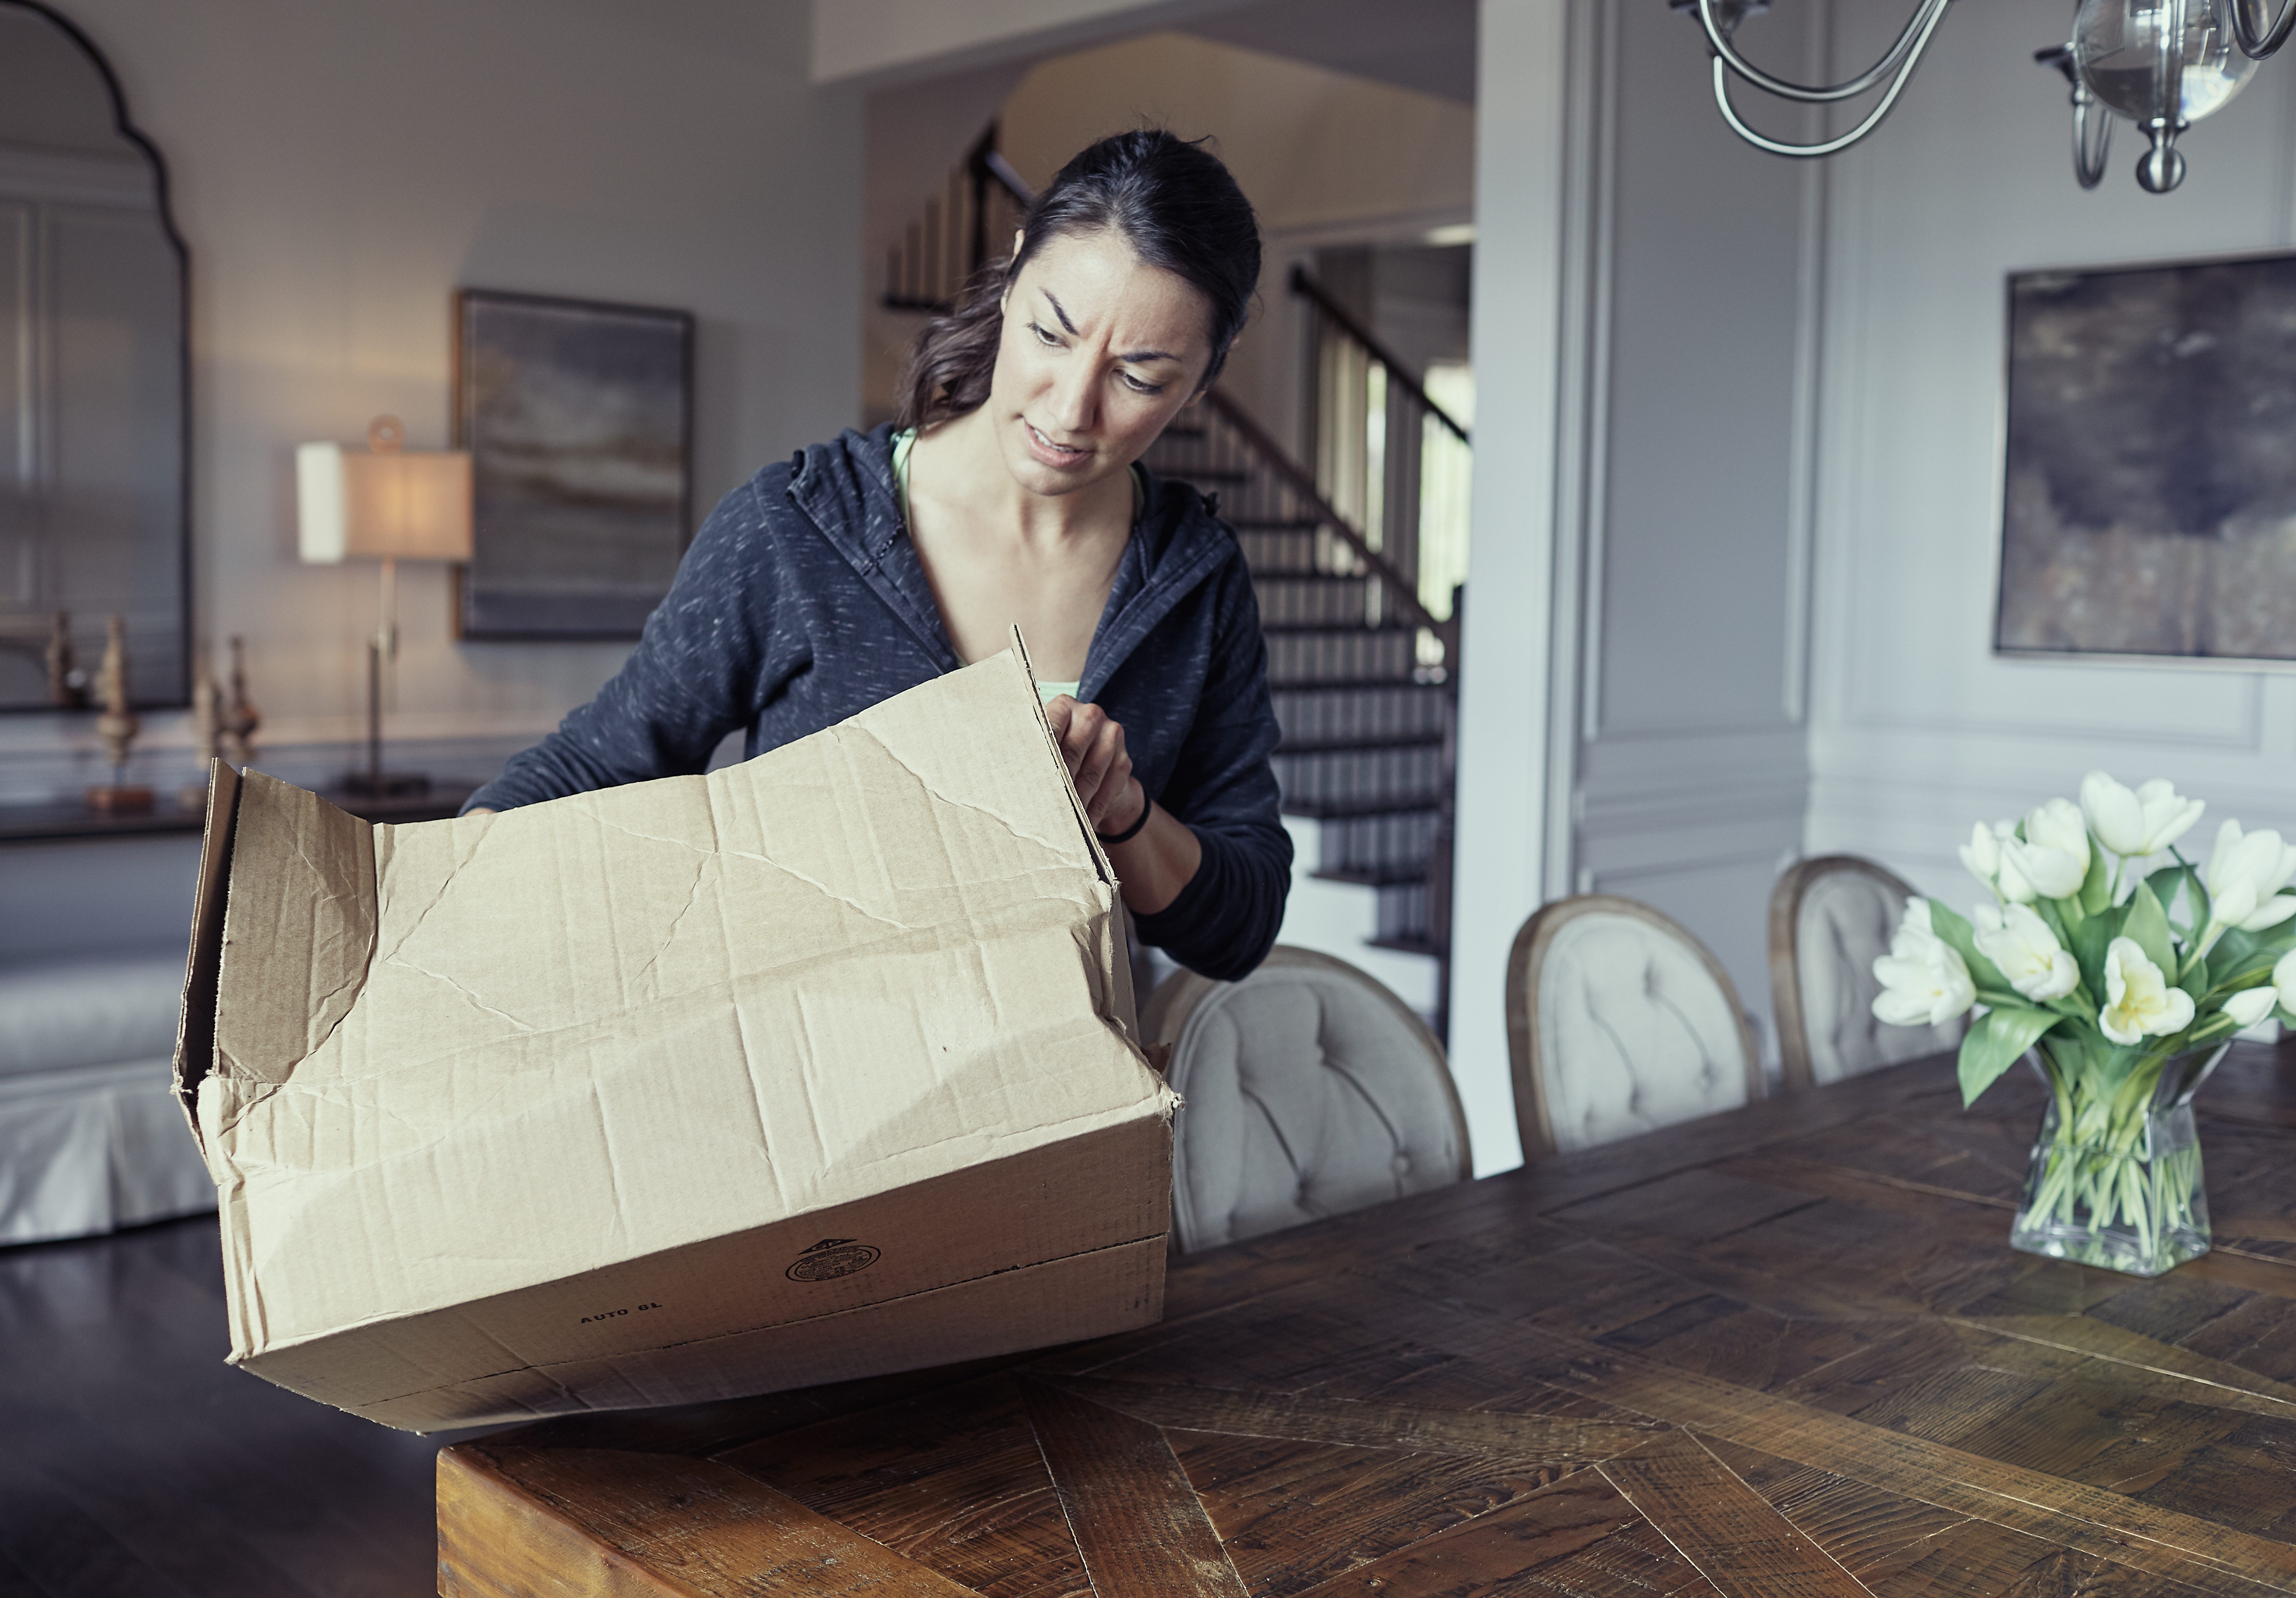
[172,643,1177,1432]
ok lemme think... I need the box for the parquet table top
[436,1043,2296,1597]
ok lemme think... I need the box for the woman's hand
[1044,695,1144,835]
[1042,694,1200,915]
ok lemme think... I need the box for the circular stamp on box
[786,1238,881,1282]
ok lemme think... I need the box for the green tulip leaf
[2073,909,2120,1003]
[1925,900,2012,995]
[2080,841,2112,915]
[2125,880,2176,982]
[2179,952,2210,1006]
[1959,1006,2061,1107]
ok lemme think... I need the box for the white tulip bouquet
[1873,772,2296,1275]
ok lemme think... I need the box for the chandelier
[1682,0,2291,193]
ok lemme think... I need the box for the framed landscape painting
[455,290,694,639]
[1996,250,2296,665]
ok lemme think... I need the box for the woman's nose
[1048,359,1097,433]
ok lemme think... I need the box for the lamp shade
[297,443,473,565]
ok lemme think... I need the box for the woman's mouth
[1023,421,1091,468]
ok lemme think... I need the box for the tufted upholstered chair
[1505,896,1761,1158]
[1770,855,1963,1090]
[1141,946,1469,1253]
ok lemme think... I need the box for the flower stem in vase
[2009,1040,2225,1276]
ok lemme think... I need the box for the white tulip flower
[2222,986,2279,1028]
[2098,937,2195,1046]
[2200,819,2296,947]
[2274,948,2296,1013]
[1960,821,2012,895]
[1999,798,2090,904]
[1971,902,2079,1003]
[2079,772,2204,859]
[1871,898,1976,1028]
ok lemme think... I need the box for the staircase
[886,136,1468,1033]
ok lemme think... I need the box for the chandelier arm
[2072,89,2112,189]
[1706,2,1949,158]
[2228,0,2296,57]
[1695,0,1952,104]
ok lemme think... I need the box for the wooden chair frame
[1768,854,1919,1093]
[1505,894,1761,1160]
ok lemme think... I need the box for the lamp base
[337,770,432,798]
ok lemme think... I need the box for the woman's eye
[1122,373,1165,396]
[1030,322,1060,346]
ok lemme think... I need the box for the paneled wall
[1454,0,1822,1173]
[1804,0,2296,909]
[1555,1,1818,1065]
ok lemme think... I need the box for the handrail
[1201,388,1452,650]
[1289,266,1471,444]
[979,146,1034,208]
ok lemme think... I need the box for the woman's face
[989,227,1215,499]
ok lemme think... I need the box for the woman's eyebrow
[1041,289,1177,364]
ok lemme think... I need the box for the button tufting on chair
[1506,896,1761,1159]
[1140,946,1469,1253]
[1770,855,1964,1090]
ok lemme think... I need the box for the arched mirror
[0,1,187,711]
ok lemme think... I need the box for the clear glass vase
[2008,1039,2229,1277]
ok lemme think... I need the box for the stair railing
[883,123,1031,314]
[1293,264,1472,658]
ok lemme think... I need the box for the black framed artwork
[1997,250,2296,665]
[454,289,694,639]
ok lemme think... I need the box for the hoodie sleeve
[462,476,784,812]
[1132,556,1293,981]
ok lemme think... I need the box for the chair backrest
[1505,895,1760,1159]
[1141,945,1469,1253]
[1770,855,1964,1090]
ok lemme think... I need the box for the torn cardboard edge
[172,635,1134,1150]
[174,757,240,1142]
[1010,624,1122,895]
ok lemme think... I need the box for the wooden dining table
[435,1042,2296,1597]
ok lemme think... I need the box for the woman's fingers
[1043,696,1081,773]
[1088,754,1135,829]
[1060,702,1132,817]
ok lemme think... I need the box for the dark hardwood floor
[0,1213,488,1597]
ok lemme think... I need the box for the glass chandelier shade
[1682,0,2291,193]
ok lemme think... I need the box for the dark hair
[898,130,1261,430]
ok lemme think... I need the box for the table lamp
[297,416,473,797]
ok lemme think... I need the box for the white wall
[814,0,1238,87]
[0,0,862,805]
[1805,0,2296,910]
[1449,0,1569,1174]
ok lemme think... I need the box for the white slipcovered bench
[0,946,214,1245]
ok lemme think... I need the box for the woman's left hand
[1044,696,1145,835]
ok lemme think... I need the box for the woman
[464,131,1289,980]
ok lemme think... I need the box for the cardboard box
[172,642,1177,1432]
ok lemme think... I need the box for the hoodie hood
[784,424,1241,699]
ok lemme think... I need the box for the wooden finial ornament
[182,647,223,809]
[223,634,262,768]
[85,613,154,814]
